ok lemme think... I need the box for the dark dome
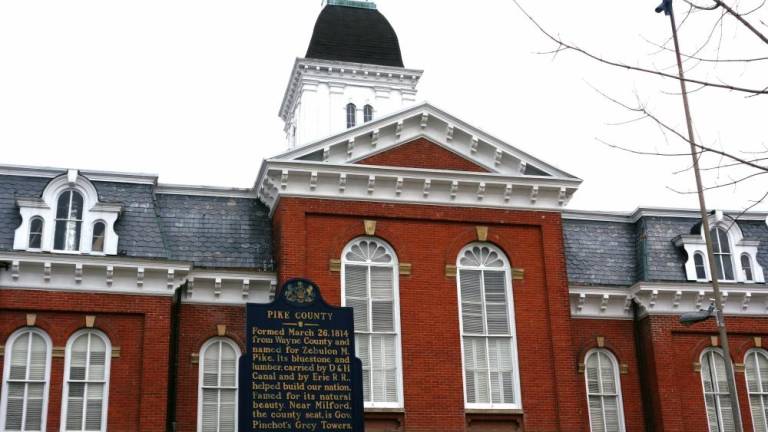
[305,4,404,68]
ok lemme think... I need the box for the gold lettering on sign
[250,314,355,430]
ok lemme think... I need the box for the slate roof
[563,219,637,287]
[156,194,272,269]
[305,4,404,67]
[0,173,273,270]
[563,215,768,286]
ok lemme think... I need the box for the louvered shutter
[585,351,624,432]
[460,270,484,335]
[483,271,509,335]
[463,337,489,404]
[201,343,220,432]
[356,334,371,401]
[201,389,218,432]
[345,264,369,333]
[746,352,768,432]
[370,267,394,333]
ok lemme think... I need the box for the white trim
[563,207,768,223]
[0,327,53,432]
[59,329,111,432]
[0,164,157,185]
[700,348,738,432]
[196,337,241,432]
[744,348,768,432]
[340,237,404,409]
[584,348,626,432]
[456,243,522,410]
[155,184,258,199]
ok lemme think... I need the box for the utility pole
[657,0,743,430]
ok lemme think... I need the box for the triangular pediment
[272,102,579,180]
[356,137,491,173]
[257,102,581,214]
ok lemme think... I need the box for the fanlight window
[28,218,43,249]
[363,104,374,123]
[457,243,520,408]
[342,237,401,407]
[585,349,625,432]
[346,103,356,129]
[1,328,51,432]
[746,349,768,432]
[198,338,239,432]
[91,222,106,253]
[710,227,735,281]
[61,330,111,432]
[54,190,84,251]
[700,348,736,432]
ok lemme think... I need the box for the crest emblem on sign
[283,279,317,305]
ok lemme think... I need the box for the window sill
[465,408,524,415]
[364,407,405,413]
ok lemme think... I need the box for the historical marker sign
[239,278,364,432]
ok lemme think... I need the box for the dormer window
[54,190,84,251]
[28,217,44,249]
[694,253,707,280]
[364,104,374,123]
[710,227,734,281]
[92,221,106,253]
[742,254,754,281]
[13,169,121,255]
[674,212,764,283]
[346,103,357,128]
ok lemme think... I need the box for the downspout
[166,281,186,432]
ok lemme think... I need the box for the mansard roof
[0,166,272,270]
[259,102,582,214]
[563,208,768,288]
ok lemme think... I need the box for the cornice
[564,207,768,223]
[279,57,424,121]
[156,184,258,199]
[0,163,158,185]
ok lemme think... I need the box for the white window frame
[711,227,736,282]
[346,103,357,129]
[89,220,107,255]
[59,329,111,432]
[694,252,709,281]
[196,337,240,432]
[340,236,404,409]
[700,347,737,432]
[745,348,768,432]
[54,189,85,253]
[0,327,53,432]
[456,242,522,410]
[27,217,44,251]
[584,348,626,432]
[741,253,755,282]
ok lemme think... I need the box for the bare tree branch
[713,0,768,45]
[596,138,693,156]
[512,0,768,95]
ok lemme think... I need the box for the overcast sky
[1,0,766,212]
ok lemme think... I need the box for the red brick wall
[272,197,580,431]
[0,289,171,431]
[357,138,490,173]
[571,319,646,432]
[174,303,245,432]
[637,314,768,432]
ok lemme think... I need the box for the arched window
[346,103,357,128]
[342,237,402,407]
[694,253,707,280]
[28,218,44,249]
[54,190,84,252]
[61,330,111,432]
[363,104,374,123]
[710,227,734,281]
[91,222,106,253]
[584,349,625,432]
[0,328,52,432]
[457,243,520,408]
[700,348,736,432]
[198,338,239,432]
[742,254,754,282]
[746,349,768,432]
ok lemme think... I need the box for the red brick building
[2,2,767,431]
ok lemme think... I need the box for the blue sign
[239,278,364,431]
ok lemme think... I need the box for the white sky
[1,0,766,212]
